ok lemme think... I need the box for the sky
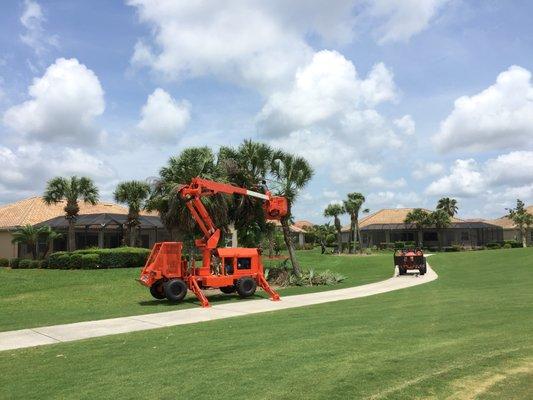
[0,0,532,225]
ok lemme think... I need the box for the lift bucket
[264,196,288,219]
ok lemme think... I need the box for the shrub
[486,242,501,250]
[18,259,33,269]
[443,246,460,252]
[325,234,336,247]
[394,241,405,250]
[49,252,70,269]
[265,261,346,287]
[0,258,8,268]
[68,253,83,269]
[9,258,20,268]
[81,254,99,269]
[39,259,49,269]
[379,242,395,250]
[364,248,372,255]
[502,243,512,249]
[503,240,521,248]
[405,241,416,248]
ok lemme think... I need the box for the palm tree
[43,176,99,251]
[405,208,431,247]
[11,225,44,259]
[218,140,273,247]
[311,223,335,254]
[507,199,533,248]
[270,150,314,276]
[437,197,458,217]
[146,147,227,242]
[39,226,62,259]
[324,203,345,254]
[343,193,369,254]
[431,209,451,250]
[114,180,151,247]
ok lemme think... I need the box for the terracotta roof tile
[0,196,156,229]
[489,205,533,229]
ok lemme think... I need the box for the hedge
[0,258,8,268]
[47,247,150,269]
[486,242,501,250]
[9,258,20,268]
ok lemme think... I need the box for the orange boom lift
[138,177,286,307]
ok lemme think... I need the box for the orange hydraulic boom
[139,177,287,307]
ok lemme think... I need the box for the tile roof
[0,196,156,230]
[293,220,315,230]
[489,205,533,229]
[341,208,464,232]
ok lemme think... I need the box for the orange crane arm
[178,177,288,249]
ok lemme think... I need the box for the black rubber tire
[398,267,405,276]
[149,281,166,299]
[164,279,187,302]
[236,277,257,298]
[220,285,236,294]
[419,267,427,275]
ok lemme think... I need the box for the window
[423,231,438,241]
[461,231,469,241]
[237,257,251,270]
[224,258,234,274]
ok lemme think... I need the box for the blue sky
[1,0,532,224]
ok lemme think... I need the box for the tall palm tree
[114,180,151,247]
[11,225,44,259]
[43,176,99,251]
[218,140,273,247]
[431,209,451,250]
[146,147,227,242]
[507,199,533,248]
[343,193,369,254]
[270,150,314,276]
[324,203,345,254]
[437,197,458,217]
[405,208,431,247]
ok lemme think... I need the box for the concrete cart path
[0,265,438,352]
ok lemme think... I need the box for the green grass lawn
[0,249,392,331]
[1,248,531,399]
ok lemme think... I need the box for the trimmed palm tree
[270,150,313,276]
[11,225,44,259]
[324,203,345,254]
[405,208,431,247]
[343,192,369,254]
[39,226,62,258]
[114,180,151,247]
[437,197,458,217]
[311,223,335,254]
[43,176,99,251]
[431,209,451,250]
[507,199,533,248]
[146,147,227,242]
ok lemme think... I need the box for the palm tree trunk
[356,219,363,254]
[68,219,76,252]
[31,241,37,260]
[521,227,527,248]
[349,217,355,254]
[129,225,136,247]
[281,218,301,276]
[336,230,342,254]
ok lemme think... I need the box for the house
[267,220,311,246]
[293,220,315,231]
[0,197,165,259]
[340,208,503,248]
[489,205,533,245]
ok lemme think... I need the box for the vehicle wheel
[236,277,257,298]
[149,281,166,299]
[419,267,427,275]
[164,279,187,302]
[398,267,405,276]
[220,285,235,294]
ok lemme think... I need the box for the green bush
[394,242,405,250]
[265,262,346,287]
[295,243,314,250]
[68,253,83,269]
[0,258,8,268]
[325,233,336,247]
[9,258,20,268]
[81,254,99,269]
[379,242,395,250]
[502,243,512,249]
[443,246,460,252]
[47,247,150,269]
[486,242,501,250]
[18,259,33,269]
[503,240,521,248]
[39,259,49,269]
[405,241,416,248]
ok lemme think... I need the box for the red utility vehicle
[138,177,285,307]
[394,248,427,275]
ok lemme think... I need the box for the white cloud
[20,0,58,56]
[3,58,105,146]
[433,65,533,153]
[412,161,444,180]
[137,88,190,142]
[394,114,415,136]
[366,190,422,209]
[257,51,397,136]
[365,0,450,44]
[425,151,533,199]
[0,144,115,201]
